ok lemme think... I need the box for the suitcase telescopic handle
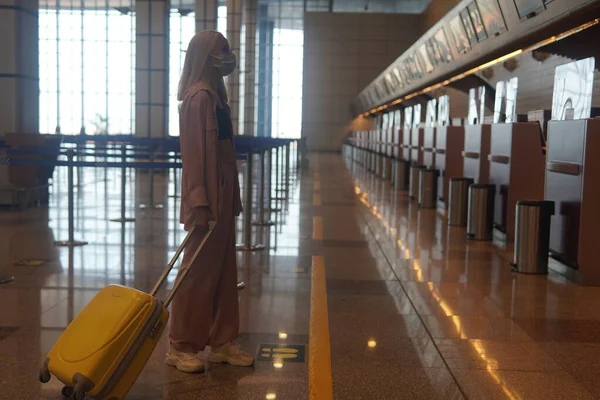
[150,221,216,307]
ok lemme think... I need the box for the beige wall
[421,0,460,32]
[302,12,421,152]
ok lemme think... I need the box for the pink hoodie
[178,82,243,231]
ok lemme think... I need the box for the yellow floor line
[313,193,322,206]
[309,255,333,400]
[312,216,323,240]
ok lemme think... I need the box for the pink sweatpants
[169,141,240,353]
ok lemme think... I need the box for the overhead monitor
[468,2,487,42]
[404,107,413,131]
[505,77,519,123]
[426,39,441,66]
[551,57,595,121]
[426,99,437,127]
[437,95,450,127]
[513,0,545,19]
[407,54,422,79]
[418,44,434,73]
[468,88,479,125]
[419,44,433,72]
[449,15,471,54]
[392,67,404,88]
[434,28,453,62]
[385,73,396,94]
[460,9,478,45]
[476,0,506,36]
[413,104,422,129]
[399,64,411,85]
[369,89,377,105]
[404,59,415,81]
[493,81,506,123]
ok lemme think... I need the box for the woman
[166,31,254,373]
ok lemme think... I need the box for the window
[39,3,135,135]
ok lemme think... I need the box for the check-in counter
[392,128,401,161]
[383,128,393,180]
[401,129,411,162]
[488,122,546,239]
[462,124,491,184]
[545,119,600,285]
[410,127,424,165]
[434,125,465,207]
[423,127,436,169]
[368,130,376,172]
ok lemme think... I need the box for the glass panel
[39,5,135,135]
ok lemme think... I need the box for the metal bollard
[285,142,291,195]
[273,145,286,201]
[466,184,496,241]
[447,177,474,226]
[237,153,265,251]
[512,200,555,274]
[268,148,281,213]
[418,169,438,209]
[111,144,135,223]
[253,149,275,227]
[55,149,88,247]
[409,164,425,199]
[169,152,179,199]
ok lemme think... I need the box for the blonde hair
[177,31,228,102]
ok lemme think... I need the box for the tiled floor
[2,152,600,399]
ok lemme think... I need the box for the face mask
[212,53,236,77]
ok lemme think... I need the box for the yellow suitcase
[39,224,213,400]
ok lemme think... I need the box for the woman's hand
[192,207,212,229]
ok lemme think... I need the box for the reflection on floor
[1,154,600,399]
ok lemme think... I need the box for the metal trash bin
[467,184,495,241]
[394,159,409,190]
[512,200,555,274]
[409,164,425,199]
[448,177,474,226]
[418,169,438,208]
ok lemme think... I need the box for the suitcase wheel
[61,386,74,398]
[39,370,51,384]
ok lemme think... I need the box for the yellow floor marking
[313,193,322,206]
[312,216,323,240]
[309,255,333,400]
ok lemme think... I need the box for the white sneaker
[208,342,255,367]
[165,346,205,373]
